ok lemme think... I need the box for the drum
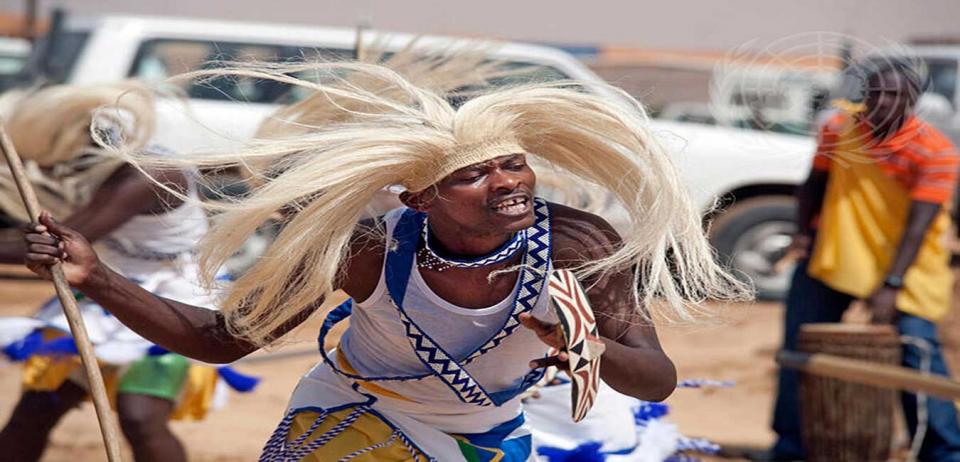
[797,323,900,462]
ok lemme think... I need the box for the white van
[16,13,816,298]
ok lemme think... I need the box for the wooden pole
[23,0,38,40]
[0,122,123,461]
[778,350,960,401]
[355,24,367,62]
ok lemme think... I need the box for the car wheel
[709,196,797,301]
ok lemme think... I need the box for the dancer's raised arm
[22,212,318,363]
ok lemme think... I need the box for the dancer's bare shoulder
[95,164,188,213]
[547,203,646,334]
[547,202,622,270]
[339,216,387,301]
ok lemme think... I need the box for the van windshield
[128,38,572,104]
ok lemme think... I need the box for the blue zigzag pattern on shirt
[463,198,551,364]
[397,199,551,406]
[398,306,492,406]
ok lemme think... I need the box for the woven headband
[402,137,527,192]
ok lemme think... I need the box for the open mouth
[491,195,532,216]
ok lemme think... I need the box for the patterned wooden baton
[548,269,605,422]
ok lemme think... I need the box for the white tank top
[93,180,208,278]
[334,208,557,418]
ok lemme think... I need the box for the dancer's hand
[23,212,101,286]
[519,313,569,371]
[867,286,900,325]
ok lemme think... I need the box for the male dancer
[22,60,746,460]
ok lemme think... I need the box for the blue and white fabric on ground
[0,193,259,410]
[526,378,721,462]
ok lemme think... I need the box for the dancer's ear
[399,187,438,212]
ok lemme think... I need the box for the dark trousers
[772,260,960,461]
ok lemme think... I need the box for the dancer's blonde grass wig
[104,56,750,345]
[246,40,530,187]
[0,82,155,222]
[6,81,155,166]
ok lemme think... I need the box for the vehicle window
[678,114,716,125]
[443,61,572,107]
[730,90,788,110]
[357,52,570,86]
[130,40,572,105]
[924,58,957,107]
[0,55,25,74]
[129,39,351,103]
[492,61,570,85]
[19,30,90,85]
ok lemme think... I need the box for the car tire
[709,196,797,301]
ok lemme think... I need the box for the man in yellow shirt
[770,59,960,461]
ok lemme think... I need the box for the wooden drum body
[797,323,901,462]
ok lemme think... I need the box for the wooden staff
[0,122,123,461]
[778,350,960,401]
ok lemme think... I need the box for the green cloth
[118,353,190,401]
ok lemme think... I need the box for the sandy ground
[0,266,785,461]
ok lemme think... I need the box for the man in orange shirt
[770,59,960,461]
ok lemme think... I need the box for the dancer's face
[403,154,537,236]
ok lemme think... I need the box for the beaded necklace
[418,218,527,272]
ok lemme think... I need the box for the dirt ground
[0,266,794,461]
